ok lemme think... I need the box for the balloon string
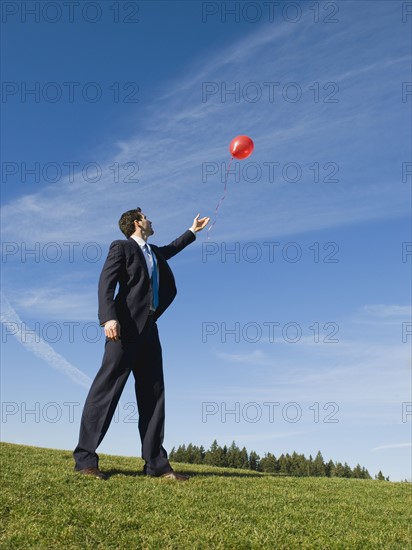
[207,156,234,240]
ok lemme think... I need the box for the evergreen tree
[313,451,326,477]
[325,459,335,477]
[204,440,218,466]
[260,452,277,473]
[186,443,195,463]
[298,453,308,477]
[278,454,288,475]
[307,454,314,476]
[221,445,228,468]
[334,462,345,477]
[343,462,352,478]
[361,467,371,480]
[352,464,363,479]
[290,452,302,476]
[284,453,292,475]
[191,445,204,464]
[204,440,226,467]
[174,444,186,463]
[249,450,260,471]
[226,441,241,469]
[239,447,249,469]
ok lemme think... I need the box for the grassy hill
[1,442,410,549]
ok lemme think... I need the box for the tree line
[169,440,390,480]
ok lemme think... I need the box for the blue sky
[1,0,411,481]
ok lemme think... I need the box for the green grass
[1,442,411,549]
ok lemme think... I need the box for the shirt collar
[130,235,148,248]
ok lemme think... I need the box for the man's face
[137,213,154,236]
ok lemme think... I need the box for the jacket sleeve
[156,229,196,261]
[98,241,125,326]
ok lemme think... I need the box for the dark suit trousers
[73,315,172,476]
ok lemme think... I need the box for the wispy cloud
[359,305,412,319]
[371,443,412,452]
[7,285,97,321]
[0,293,92,388]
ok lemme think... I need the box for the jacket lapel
[128,237,150,280]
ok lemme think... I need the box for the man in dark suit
[73,208,210,480]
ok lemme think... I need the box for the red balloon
[229,135,254,160]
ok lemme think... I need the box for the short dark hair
[119,208,143,237]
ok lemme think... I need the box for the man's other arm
[98,241,125,337]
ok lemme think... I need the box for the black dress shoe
[76,467,108,480]
[160,470,189,481]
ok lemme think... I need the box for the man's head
[118,208,154,239]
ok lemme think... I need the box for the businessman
[73,208,210,481]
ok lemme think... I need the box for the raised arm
[156,214,210,260]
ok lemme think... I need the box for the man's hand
[191,213,210,233]
[104,320,121,341]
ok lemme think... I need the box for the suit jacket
[98,229,196,337]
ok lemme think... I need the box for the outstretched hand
[191,213,210,233]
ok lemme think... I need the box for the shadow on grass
[177,470,267,479]
[104,469,145,478]
[104,468,266,479]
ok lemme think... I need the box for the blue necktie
[144,244,159,310]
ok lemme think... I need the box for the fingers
[104,321,120,341]
[105,328,116,341]
[193,214,210,231]
[192,216,210,232]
